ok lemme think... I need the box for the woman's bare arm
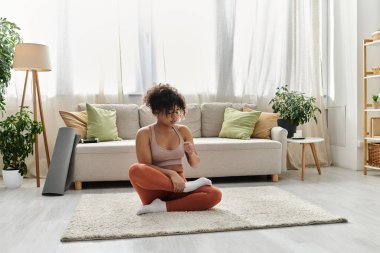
[179,125,200,168]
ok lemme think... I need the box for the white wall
[328,0,358,170]
[328,0,380,170]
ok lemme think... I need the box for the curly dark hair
[143,83,186,116]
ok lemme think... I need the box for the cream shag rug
[61,186,347,242]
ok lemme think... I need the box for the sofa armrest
[270,126,288,172]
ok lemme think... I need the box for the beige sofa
[73,103,288,190]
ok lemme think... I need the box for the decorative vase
[277,119,298,138]
[2,168,23,189]
[374,101,380,109]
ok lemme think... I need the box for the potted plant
[269,85,321,138]
[0,109,42,188]
[0,17,22,113]
[372,95,380,109]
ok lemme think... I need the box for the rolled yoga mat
[42,127,81,196]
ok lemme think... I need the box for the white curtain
[215,0,331,168]
[285,0,332,168]
[1,0,330,176]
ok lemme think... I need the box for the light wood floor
[1,166,380,253]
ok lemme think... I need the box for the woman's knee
[209,187,222,206]
[128,163,145,179]
[199,186,222,209]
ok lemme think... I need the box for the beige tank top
[150,125,185,166]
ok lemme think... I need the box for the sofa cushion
[219,108,261,139]
[193,137,281,150]
[201,103,256,137]
[138,105,156,127]
[86,103,120,141]
[76,137,281,154]
[139,104,202,138]
[184,138,282,178]
[181,104,201,137]
[243,108,280,139]
[59,110,88,139]
[76,140,136,154]
[78,103,140,139]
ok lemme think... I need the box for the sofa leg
[271,174,279,182]
[74,181,82,190]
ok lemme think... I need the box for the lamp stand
[20,70,51,187]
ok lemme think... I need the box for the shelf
[363,38,380,175]
[365,165,380,170]
[364,74,380,79]
[364,40,380,47]
[365,137,380,141]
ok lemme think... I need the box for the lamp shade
[13,43,51,72]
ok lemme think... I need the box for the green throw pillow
[86,103,120,141]
[219,107,261,140]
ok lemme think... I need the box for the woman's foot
[137,198,167,215]
[184,177,212,192]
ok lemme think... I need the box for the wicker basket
[368,143,380,167]
[372,67,380,75]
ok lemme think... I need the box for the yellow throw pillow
[219,107,261,140]
[59,111,88,139]
[243,108,279,139]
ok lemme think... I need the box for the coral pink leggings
[129,163,222,212]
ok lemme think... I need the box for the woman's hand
[184,141,196,156]
[180,126,200,168]
[184,141,200,168]
[170,173,185,193]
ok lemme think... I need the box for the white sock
[137,198,167,215]
[183,177,212,192]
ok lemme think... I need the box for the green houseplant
[0,109,42,188]
[0,17,22,113]
[269,85,321,138]
[372,95,380,109]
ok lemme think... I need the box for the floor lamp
[13,43,51,187]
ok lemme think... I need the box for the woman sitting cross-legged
[129,83,222,215]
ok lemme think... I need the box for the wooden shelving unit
[363,39,380,174]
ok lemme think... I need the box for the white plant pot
[2,168,23,189]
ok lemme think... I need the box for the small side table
[287,137,324,180]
